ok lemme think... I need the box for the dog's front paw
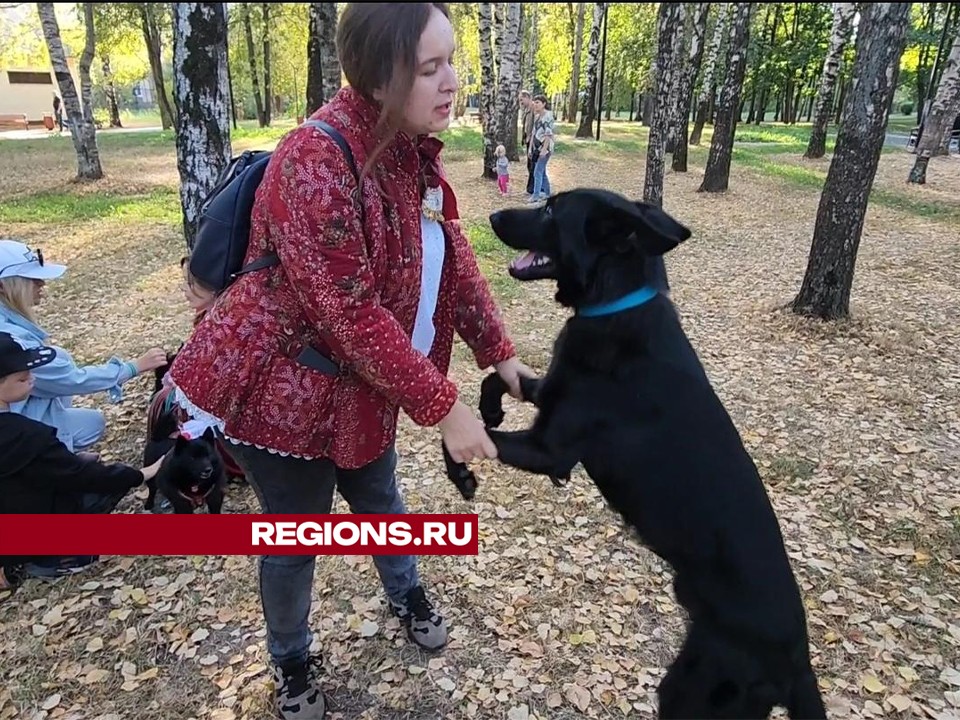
[548,474,569,488]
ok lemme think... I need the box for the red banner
[0,514,479,556]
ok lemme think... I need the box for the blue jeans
[533,153,551,198]
[231,442,420,665]
[62,407,106,452]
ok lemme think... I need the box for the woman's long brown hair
[336,3,450,182]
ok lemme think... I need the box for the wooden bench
[0,113,29,131]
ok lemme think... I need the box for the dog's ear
[201,427,217,445]
[629,201,692,256]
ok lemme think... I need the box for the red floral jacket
[169,87,516,469]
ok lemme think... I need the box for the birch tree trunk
[665,4,689,154]
[478,2,498,179]
[173,2,232,249]
[494,3,524,161]
[643,3,684,207]
[79,3,96,126]
[306,3,340,115]
[139,3,175,131]
[243,3,265,127]
[804,2,856,159]
[908,26,960,182]
[524,3,539,91]
[672,3,710,172]
[575,2,605,138]
[698,2,751,193]
[793,3,911,320]
[690,2,729,145]
[38,2,103,180]
[101,55,122,127]
[567,3,586,124]
[262,3,272,125]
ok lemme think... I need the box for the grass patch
[462,219,519,299]
[0,187,181,224]
[728,148,960,224]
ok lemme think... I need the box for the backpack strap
[231,119,362,282]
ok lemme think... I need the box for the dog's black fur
[442,372,518,500]
[143,406,225,515]
[486,189,826,719]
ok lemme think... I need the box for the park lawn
[0,120,958,720]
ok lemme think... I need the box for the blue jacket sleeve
[29,344,137,403]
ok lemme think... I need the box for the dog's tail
[786,670,827,719]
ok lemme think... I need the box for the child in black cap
[0,332,165,591]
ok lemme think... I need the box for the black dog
[143,408,225,515]
[486,189,826,719]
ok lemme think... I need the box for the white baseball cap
[0,240,67,281]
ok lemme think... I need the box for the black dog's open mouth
[508,251,555,281]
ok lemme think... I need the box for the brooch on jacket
[422,185,444,223]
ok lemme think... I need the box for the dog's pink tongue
[510,251,537,270]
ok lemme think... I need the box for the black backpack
[189,119,360,294]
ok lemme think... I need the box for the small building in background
[0,56,81,124]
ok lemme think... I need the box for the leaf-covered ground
[1,122,958,720]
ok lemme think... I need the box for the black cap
[0,332,56,378]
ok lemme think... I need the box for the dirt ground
[1,126,958,720]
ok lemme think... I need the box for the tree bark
[567,3,586,124]
[173,2,233,248]
[138,3,175,130]
[673,2,710,172]
[242,3,265,127]
[576,3,605,138]
[101,55,122,127]
[698,2,751,193]
[909,25,960,182]
[643,3,684,207]
[494,3,524,161]
[38,2,103,180]
[665,4,689,154]
[306,3,340,115]
[792,3,911,320]
[262,3,271,125]
[690,2,729,145]
[478,2,498,179]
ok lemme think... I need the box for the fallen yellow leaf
[861,673,885,694]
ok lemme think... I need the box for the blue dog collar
[577,285,658,317]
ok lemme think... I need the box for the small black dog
[143,408,225,515]
[485,189,826,719]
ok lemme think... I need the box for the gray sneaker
[389,585,448,651]
[273,653,325,719]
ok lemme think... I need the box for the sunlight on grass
[0,188,181,224]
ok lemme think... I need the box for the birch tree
[173,2,232,248]
[138,3,176,130]
[643,3,684,207]
[493,3,523,161]
[37,2,103,180]
[672,3,710,172]
[566,3,586,123]
[262,3,272,126]
[690,2,729,145]
[478,2,498,179]
[698,2,751,193]
[804,3,856,159]
[242,3,266,126]
[306,2,340,115]
[575,2,605,138]
[908,25,960,183]
[793,3,911,320]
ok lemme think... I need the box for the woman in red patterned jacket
[169,4,531,718]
